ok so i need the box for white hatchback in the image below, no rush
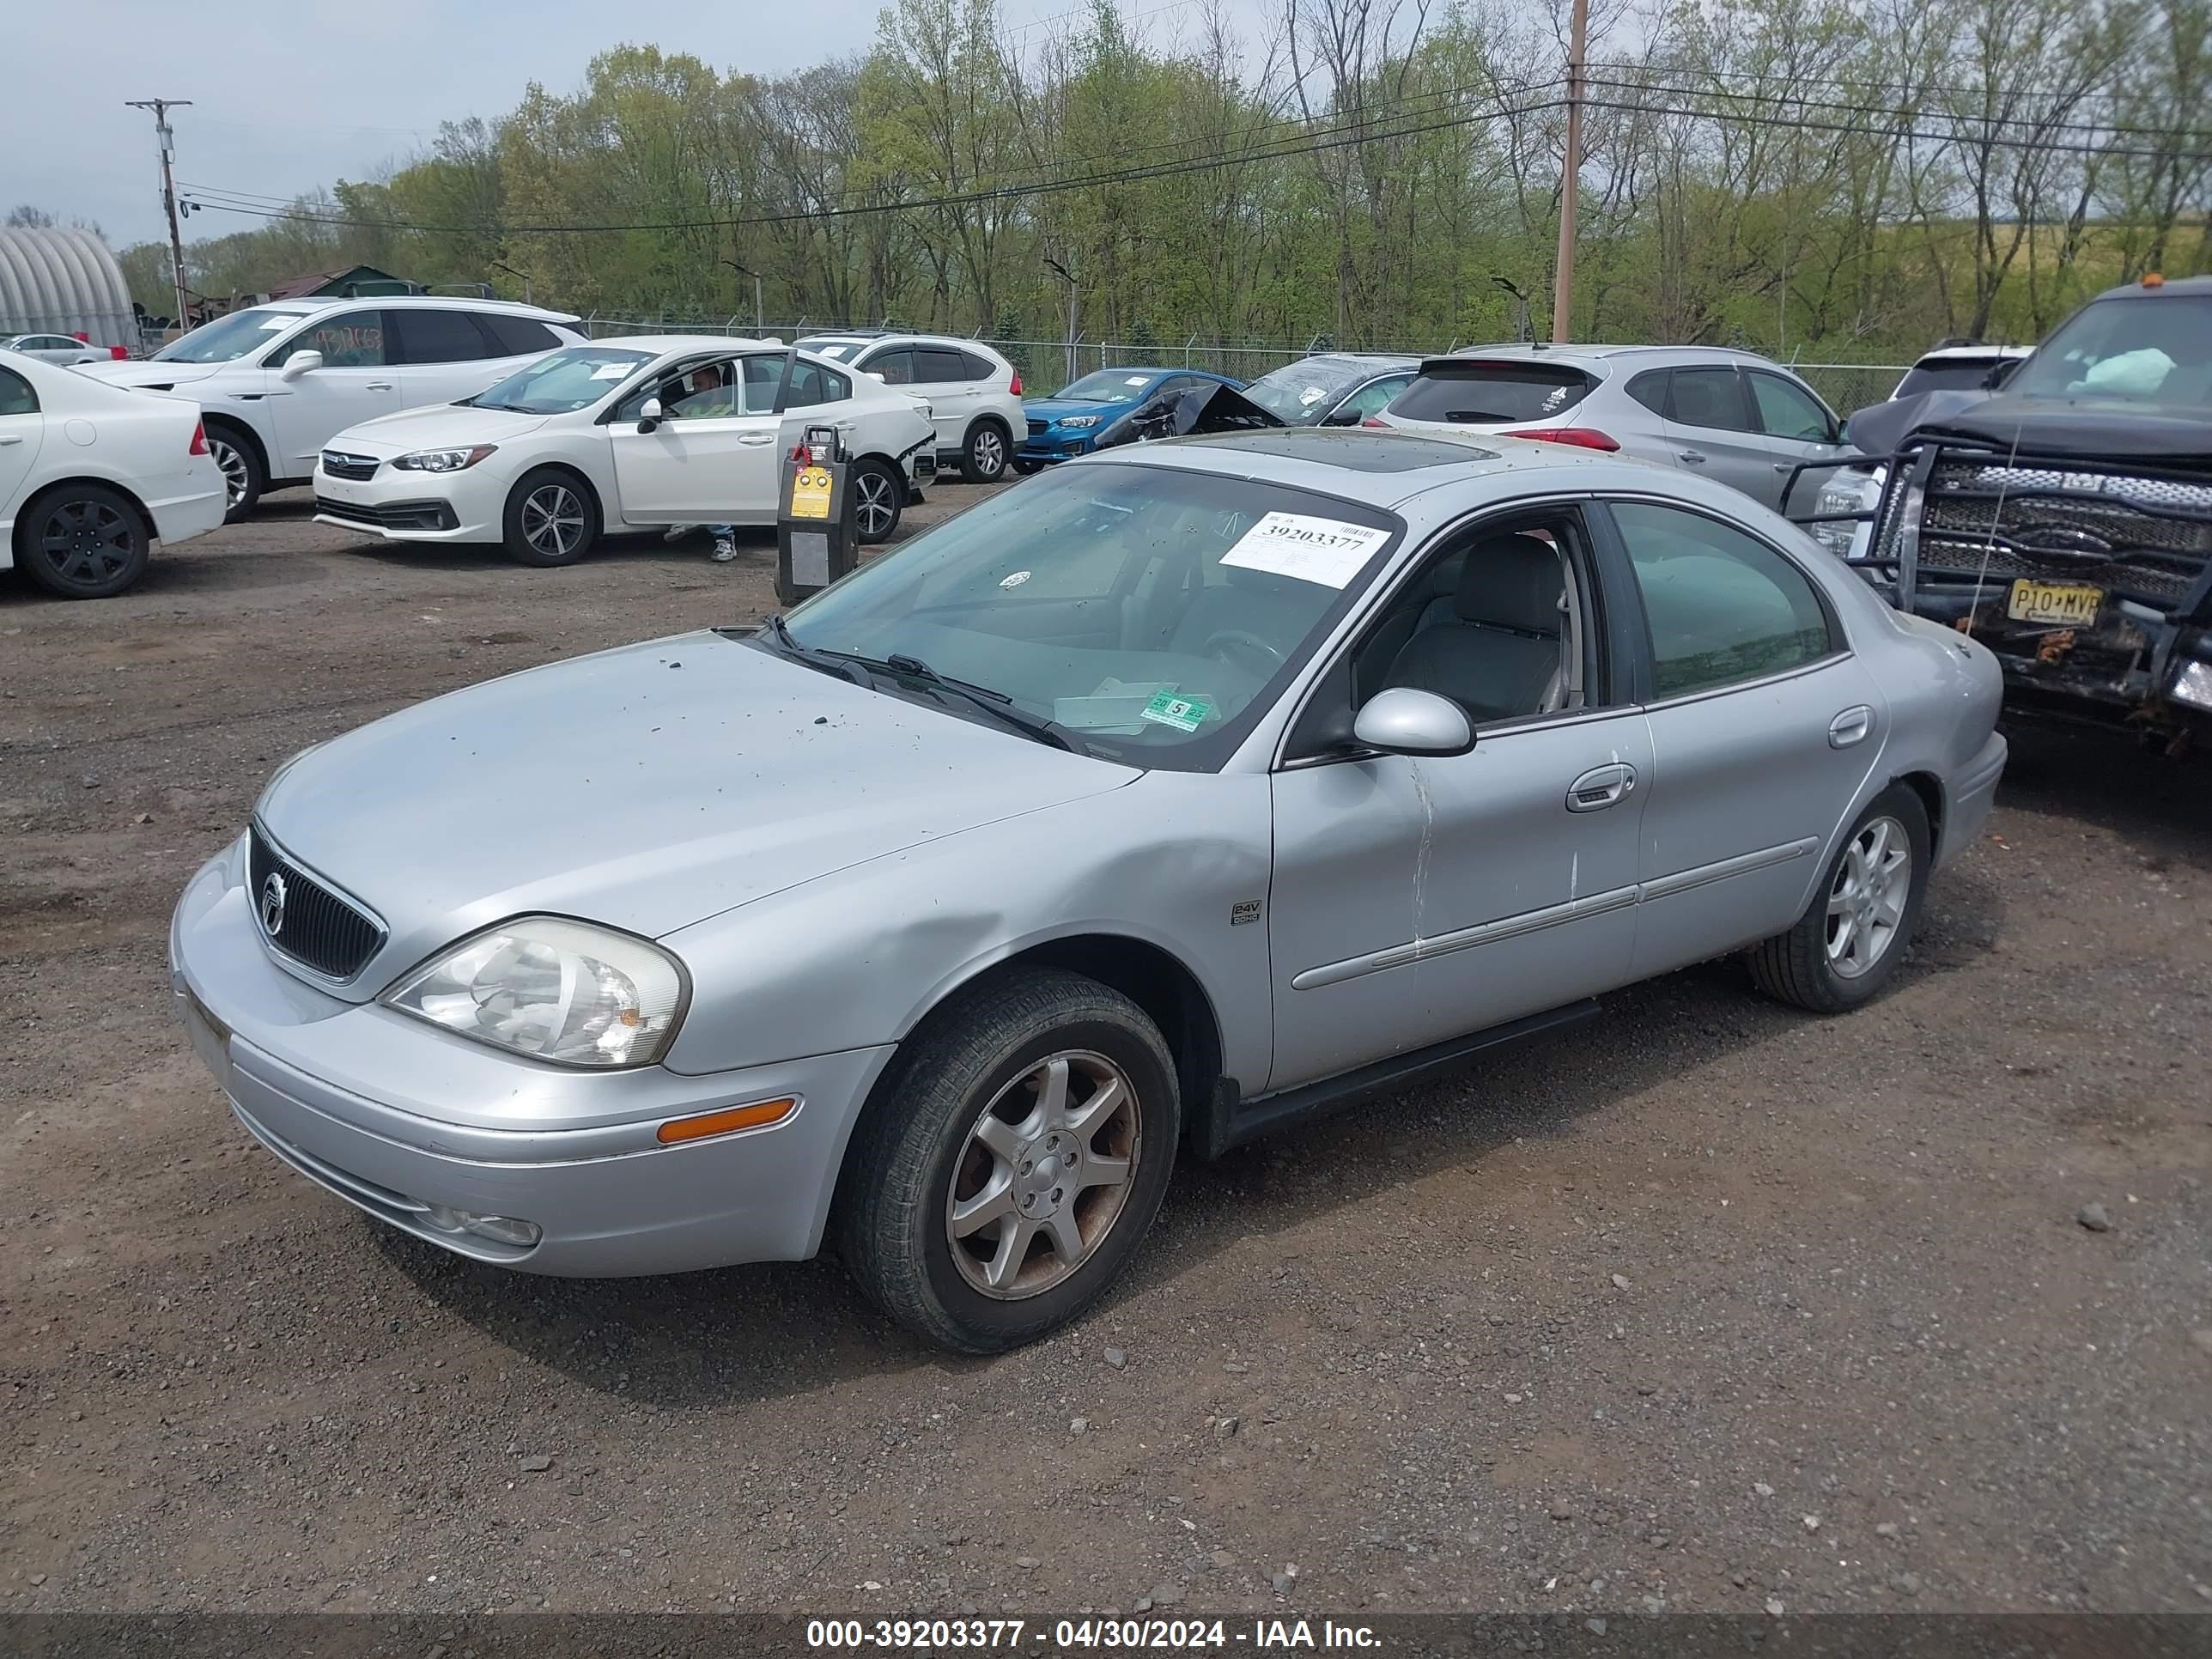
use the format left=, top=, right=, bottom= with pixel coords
left=78, top=297, right=585, bottom=520
left=0, top=351, right=224, bottom=598
left=310, top=336, right=939, bottom=565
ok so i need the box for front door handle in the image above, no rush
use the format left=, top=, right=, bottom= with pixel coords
left=1677, top=449, right=1706, bottom=465
left=1829, top=705, right=1874, bottom=749
left=364, top=381, right=396, bottom=392
left=1566, top=761, right=1638, bottom=811
left=1773, top=461, right=1793, bottom=473
left=737, top=433, right=775, bottom=446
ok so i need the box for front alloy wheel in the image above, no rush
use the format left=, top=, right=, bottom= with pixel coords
left=501, top=467, right=601, bottom=567
left=836, top=968, right=1180, bottom=1352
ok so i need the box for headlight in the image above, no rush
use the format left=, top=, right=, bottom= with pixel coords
left=382, top=917, right=687, bottom=1069
left=2171, top=659, right=2212, bottom=713
left=392, top=445, right=498, bottom=473
left=1058, top=414, right=1102, bottom=429
left=1812, top=469, right=1882, bottom=558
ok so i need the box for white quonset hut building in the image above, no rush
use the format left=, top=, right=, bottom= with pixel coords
left=0, top=228, right=137, bottom=350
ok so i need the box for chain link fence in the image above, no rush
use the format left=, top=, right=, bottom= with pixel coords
left=575, top=315, right=1909, bottom=416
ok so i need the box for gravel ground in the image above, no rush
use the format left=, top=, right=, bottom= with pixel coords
left=2, top=486, right=2209, bottom=1620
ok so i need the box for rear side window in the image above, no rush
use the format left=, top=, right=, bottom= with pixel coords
left=479, top=314, right=561, bottom=357
left=959, top=349, right=999, bottom=380
left=787, top=359, right=851, bottom=408
left=914, top=347, right=970, bottom=384
left=392, top=309, right=492, bottom=365
left=1390, top=362, right=1595, bottom=423
left=1664, top=368, right=1752, bottom=432
left=1626, top=370, right=1669, bottom=416
left=0, top=365, right=35, bottom=415
left=1612, top=501, right=1836, bottom=696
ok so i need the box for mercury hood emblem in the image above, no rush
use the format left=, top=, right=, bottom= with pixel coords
left=259, top=871, right=288, bottom=937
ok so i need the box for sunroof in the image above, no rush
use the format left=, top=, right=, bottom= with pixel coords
left=1175, top=428, right=1498, bottom=471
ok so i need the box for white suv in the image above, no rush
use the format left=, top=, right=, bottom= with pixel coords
left=78, top=296, right=586, bottom=519
left=795, top=332, right=1024, bottom=483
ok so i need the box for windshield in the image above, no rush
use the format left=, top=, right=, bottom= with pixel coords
left=466, top=346, right=653, bottom=413
left=799, top=338, right=865, bottom=361
left=1243, top=358, right=1373, bottom=423
left=152, top=307, right=312, bottom=364
left=1054, top=370, right=1164, bottom=404
left=2007, top=295, right=2212, bottom=404
left=779, top=462, right=1401, bottom=769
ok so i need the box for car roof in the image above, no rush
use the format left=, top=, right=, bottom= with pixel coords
left=2088, top=273, right=2212, bottom=301
left=1082, top=423, right=1632, bottom=508
left=799, top=331, right=1004, bottom=351
left=240, top=295, right=582, bottom=325
left=589, top=333, right=798, bottom=355
left=1422, top=342, right=1784, bottom=370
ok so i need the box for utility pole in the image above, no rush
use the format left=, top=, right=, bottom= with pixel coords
left=125, top=98, right=193, bottom=332
left=722, top=259, right=764, bottom=334
left=1550, top=0, right=1588, bottom=344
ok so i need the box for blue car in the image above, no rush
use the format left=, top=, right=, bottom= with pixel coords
left=1016, top=367, right=1248, bottom=470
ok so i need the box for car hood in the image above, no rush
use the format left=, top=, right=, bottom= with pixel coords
left=325, top=404, right=553, bottom=457
left=76, top=359, right=229, bottom=390
left=1025, top=398, right=1132, bottom=426
left=257, top=631, right=1136, bottom=994
left=1909, top=393, right=2212, bottom=467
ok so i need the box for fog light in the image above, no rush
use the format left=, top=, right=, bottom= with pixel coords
left=2170, top=659, right=2212, bottom=712
left=422, top=1204, right=542, bottom=1248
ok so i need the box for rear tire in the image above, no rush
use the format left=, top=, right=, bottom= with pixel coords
left=834, top=969, right=1179, bottom=1353
left=17, top=484, right=153, bottom=599
left=206, top=423, right=264, bottom=522
left=960, top=420, right=1011, bottom=483
left=850, top=458, right=903, bottom=544
left=1748, top=784, right=1931, bottom=1013
left=501, top=469, right=599, bottom=567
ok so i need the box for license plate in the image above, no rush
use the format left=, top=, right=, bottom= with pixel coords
left=184, top=987, right=232, bottom=1076
left=2006, top=579, right=2101, bottom=626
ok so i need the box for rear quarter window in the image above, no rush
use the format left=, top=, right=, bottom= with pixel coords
left=1391, top=362, right=1595, bottom=423
left=483, top=314, right=561, bottom=356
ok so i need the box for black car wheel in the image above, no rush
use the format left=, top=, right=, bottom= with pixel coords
left=835, top=968, right=1180, bottom=1352
left=18, top=484, right=153, bottom=599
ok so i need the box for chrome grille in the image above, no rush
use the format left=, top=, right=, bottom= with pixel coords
left=319, top=450, right=380, bottom=482
left=1932, top=460, right=2212, bottom=514
left=247, top=824, right=386, bottom=981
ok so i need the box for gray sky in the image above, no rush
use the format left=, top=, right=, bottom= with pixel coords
left=1, top=0, right=1282, bottom=252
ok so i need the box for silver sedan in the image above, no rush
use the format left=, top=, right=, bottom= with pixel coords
left=171, top=428, right=2006, bottom=1352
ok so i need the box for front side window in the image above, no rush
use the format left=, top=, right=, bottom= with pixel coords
left=1664, top=368, right=1752, bottom=432
left=664, top=359, right=744, bottom=419
left=0, top=366, right=36, bottom=416
left=268, top=310, right=385, bottom=368
left=1749, top=373, right=1835, bottom=442
left=865, top=349, right=917, bottom=386
left=1340, top=374, right=1411, bottom=421
left=779, top=463, right=1401, bottom=769
left=473, top=346, right=652, bottom=415
left=151, top=307, right=313, bottom=364
left=1611, top=501, right=1836, bottom=697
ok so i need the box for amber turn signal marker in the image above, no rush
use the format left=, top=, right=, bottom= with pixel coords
left=656, top=1097, right=797, bottom=1144
left=2143, top=271, right=2166, bottom=288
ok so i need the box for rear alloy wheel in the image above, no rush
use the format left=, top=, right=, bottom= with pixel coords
left=502, top=469, right=600, bottom=567
left=1748, top=784, right=1931, bottom=1013
left=205, top=426, right=263, bottom=521
left=20, top=485, right=152, bottom=599
left=850, top=459, right=903, bottom=544
left=835, top=968, right=1179, bottom=1352
left=961, top=421, right=1010, bottom=483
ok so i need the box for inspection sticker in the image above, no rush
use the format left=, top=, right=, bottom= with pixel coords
left=1219, top=510, right=1391, bottom=589
left=1140, top=689, right=1213, bottom=732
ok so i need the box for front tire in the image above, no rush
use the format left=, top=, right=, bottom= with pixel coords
left=1012, top=458, right=1043, bottom=477
left=835, top=969, right=1180, bottom=1353
left=501, top=468, right=599, bottom=567
left=205, top=423, right=263, bottom=522
left=1748, top=784, right=1931, bottom=1013
left=18, top=484, right=153, bottom=599
left=960, top=420, right=1011, bottom=483
left=850, top=458, right=903, bottom=544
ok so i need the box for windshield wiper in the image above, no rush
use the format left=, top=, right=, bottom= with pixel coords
left=748, top=614, right=871, bottom=687
left=873, top=653, right=1085, bottom=754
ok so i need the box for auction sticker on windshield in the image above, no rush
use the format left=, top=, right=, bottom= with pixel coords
left=1220, top=511, right=1392, bottom=588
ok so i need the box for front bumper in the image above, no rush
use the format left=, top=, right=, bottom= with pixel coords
left=1016, top=431, right=1091, bottom=465
left=170, top=839, right=895, bottom=1276
left=311, top=463, right=501, bottom=543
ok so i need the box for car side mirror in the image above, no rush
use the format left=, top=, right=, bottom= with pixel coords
left=1322, top=407, right=1362, bottom=427
left=637, top=397, right=663, bottom=433
left=1352, top=687, right=1475, bottom=757
left=865, top=371, right=887, bottom=384
left=279, top=349, right=323, bottom=382
left=1984, top=359, right=2021, bottom=391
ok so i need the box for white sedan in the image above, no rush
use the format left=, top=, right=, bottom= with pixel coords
left=311, top=336, right=940, bottom=565
left=1, top=351, right=225, bottom=599
left=3, top=332, right=128, bottom=367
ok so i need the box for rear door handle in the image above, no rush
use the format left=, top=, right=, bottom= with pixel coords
left=0, top=434, right=21, bottom=447
left=1677, top=449, right=1706, bottom=465
left=1566, top=762, right=1638, bottom=811
left=1829, top=705, right=1874, bottom=749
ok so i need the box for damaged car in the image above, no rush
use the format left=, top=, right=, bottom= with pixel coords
left=173, top=428, right=2004, bottom=1353
left=1796, top=276, right=2212, bottom=751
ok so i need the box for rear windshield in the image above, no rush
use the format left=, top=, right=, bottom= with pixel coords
left=1894, top=359, right=2010, bottom=398
left=1391, top=362, right=1595, bottom=424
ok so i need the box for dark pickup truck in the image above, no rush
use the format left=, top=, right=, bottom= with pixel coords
left=1800, top=276, right=2212, bottom=752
